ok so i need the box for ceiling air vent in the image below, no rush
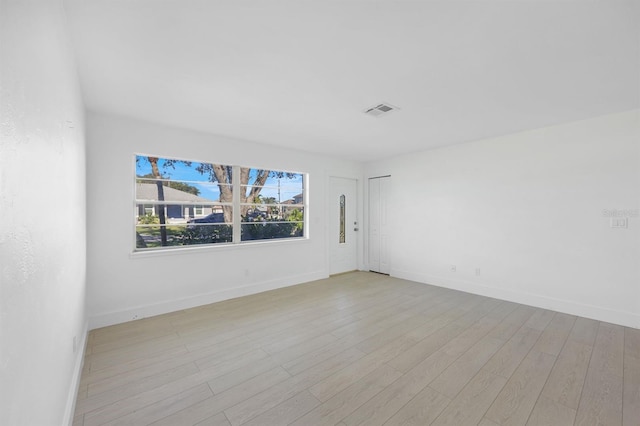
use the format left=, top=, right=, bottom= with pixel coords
left=364, top=102, right=399, bottom=117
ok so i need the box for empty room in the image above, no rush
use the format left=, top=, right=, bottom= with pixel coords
left=1, top=0, right=639, bottom=425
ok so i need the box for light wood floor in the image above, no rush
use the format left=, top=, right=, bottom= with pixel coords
left=74, top=272, right=640, bottom=426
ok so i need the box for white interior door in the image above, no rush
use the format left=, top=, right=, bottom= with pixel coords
left=369, top=176, right=390, bottom=274
left=330, top=177, right=358, bottom=275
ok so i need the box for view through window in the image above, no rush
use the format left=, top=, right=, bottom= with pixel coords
left=135, top=155, right=305, bottom=250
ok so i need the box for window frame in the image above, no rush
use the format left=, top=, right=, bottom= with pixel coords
left=133, top=155, right=308, bottom=252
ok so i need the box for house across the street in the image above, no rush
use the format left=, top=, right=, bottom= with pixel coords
left=135, top=183, right=221, bottom=223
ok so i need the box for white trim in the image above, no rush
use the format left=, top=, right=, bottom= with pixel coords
left=88, top=271, right=327, bottom=330
left=62, top=320, right=89, bottom=426
left=392, top=268, right=640, bottom=329
left=232, top=165, right=241, bottom=243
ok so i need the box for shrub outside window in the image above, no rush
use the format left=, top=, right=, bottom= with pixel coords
left=135, top=155, right=305, bottom=251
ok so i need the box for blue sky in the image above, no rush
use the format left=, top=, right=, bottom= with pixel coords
left=136, top=156, right=303, bottom=202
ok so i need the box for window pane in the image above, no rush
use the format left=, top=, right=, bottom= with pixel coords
left=135, top=157, right=233, bottom=182
left=182, top=224, right=233, bottom=245
left=241, top=222, right=304, bottom=241
left=242, top=204, right=276, bottom=221
left=240, top=168, right=304, bottom=205
left=135, top=156, right=233, bottom=203
left=136, top=203, right=229, bottom=224
left=339, top=194, right=346, bottom=244
left=240, top=206, right=304, bottom=222
left=241, top=206, right=304, bottom=241
left=186, top=206, right=231, bottom=224
left=135, top=179, right=229, bottom=203
left=136, top=224, right=232, bottom=248
left=237, top=168, right=304, bottom=242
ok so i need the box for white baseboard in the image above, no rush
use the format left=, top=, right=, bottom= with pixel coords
left=88, top=271, right=328, bottom=330
left=392, top=268, right=640, bottom=329
left=63, top=320, right=89, bottom=426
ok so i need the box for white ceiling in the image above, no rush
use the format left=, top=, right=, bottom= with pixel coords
left=64, top=0, right=640, bottom=162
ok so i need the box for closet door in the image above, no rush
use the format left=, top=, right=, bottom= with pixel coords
left=369, top=176, right=390, bottom=274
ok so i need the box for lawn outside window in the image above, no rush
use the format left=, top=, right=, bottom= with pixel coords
left=134, top=155, right=306, bottom=251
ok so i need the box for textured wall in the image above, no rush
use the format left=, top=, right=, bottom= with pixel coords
left=0, top=0, right=87, bottom=424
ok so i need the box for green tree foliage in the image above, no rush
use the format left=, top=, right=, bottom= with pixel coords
left=138, top=213, right=159, bottom=224
left=286, top=208, right=304, bottom=233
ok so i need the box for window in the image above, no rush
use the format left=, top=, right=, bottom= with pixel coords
left=135, top=155, right=306, bottom=251
left=239, top=167, right=305, bottom=242
left=339, top=194, right=346, bottom=243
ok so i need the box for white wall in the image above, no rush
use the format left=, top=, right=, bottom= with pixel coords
left=365, top=110, right=640, bottom=328
left=86, top=112, right=362, bottom=328
left=0, top=0, right=87, bottom=425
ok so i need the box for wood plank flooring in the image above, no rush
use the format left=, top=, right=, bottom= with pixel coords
left=73, top=272, right=639, bottom=426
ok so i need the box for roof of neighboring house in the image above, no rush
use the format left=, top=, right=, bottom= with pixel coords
left=136, top=183, right=214, bottom=203
left=282, top=194, right=304, bottom=204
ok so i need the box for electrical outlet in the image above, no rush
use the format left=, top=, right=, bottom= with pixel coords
left=475, top=268, right=481, bottom=276
left=450, top=265, right=456, bottom=272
